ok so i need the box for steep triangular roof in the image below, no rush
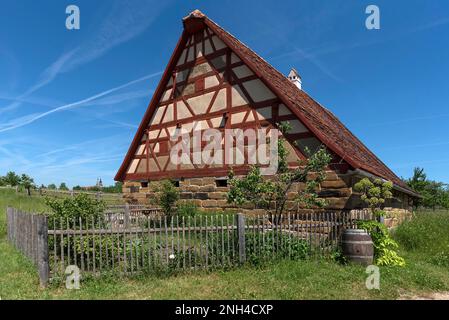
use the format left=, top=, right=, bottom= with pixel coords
left=115, top=9, right=415, bottom=195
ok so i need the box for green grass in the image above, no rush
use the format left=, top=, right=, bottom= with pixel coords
left=1, top=188, right=449, bottom=300
left=393, top=210, right=449, bottom=268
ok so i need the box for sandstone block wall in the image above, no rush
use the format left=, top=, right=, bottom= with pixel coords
left=383, top=207, right=413, bottom=229
left=122, top=170, right=353, bottom=213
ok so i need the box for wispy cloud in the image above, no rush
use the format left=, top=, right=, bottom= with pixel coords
left=84, top=89, right=151, bottom=107
left=93, top=119, right=139, bottom=130
left=250, top=7, right=344, bottom=83
left=270, top=15, right=449, bottom=67
left=60, top=0, right=169, bottom=73
left=287, top=46, right=343, bottom=82
left=1, top=0, right=169, bottom=115
left=0, top=71, right=161, bottom=133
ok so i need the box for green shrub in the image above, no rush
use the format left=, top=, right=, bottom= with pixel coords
left=152, top=180, right=179, bottom=223
left=45, top=193, right=106, bottom=228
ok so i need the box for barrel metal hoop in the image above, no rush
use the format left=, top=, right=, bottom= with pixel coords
left=341, top=241, right=373, bottom=245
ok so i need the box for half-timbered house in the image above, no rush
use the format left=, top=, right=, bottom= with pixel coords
left=115, top=10, right=418, bottom=220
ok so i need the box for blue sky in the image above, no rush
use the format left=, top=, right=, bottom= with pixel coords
left=1, top=0, right=448, bottom=187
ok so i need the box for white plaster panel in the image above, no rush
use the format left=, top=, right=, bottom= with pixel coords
left=204, top=75, right=220, bottom=89
left=231, top=85, right=250, bottom=107
left=187, top=91, right=215, bottom=114
left=242, top=79, right=276, bottom=102
left=232, top=65, right=253, bottom=79
left=210, top=88, right=226, bottom=112
left=127, top=159, right=139, bottom=174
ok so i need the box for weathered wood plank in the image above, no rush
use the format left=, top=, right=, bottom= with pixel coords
left=236, top=213, right=246, bottom=264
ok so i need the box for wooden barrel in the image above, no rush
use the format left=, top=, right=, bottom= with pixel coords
left=342, top=229, right=374, bottom=265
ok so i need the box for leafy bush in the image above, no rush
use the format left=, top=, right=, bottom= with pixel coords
left=46, top=194, right=107, bottom=273
left=152, top=180, right=179, bottom=222
left=45, top=193, right=106, bottom=227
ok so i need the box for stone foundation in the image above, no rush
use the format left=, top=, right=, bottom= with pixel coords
left=122, top=170, right=353, bottom=213
left=383, top=208, right=413, bottom=229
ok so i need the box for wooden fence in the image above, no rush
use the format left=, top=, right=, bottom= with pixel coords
left=6, top=207, right=49, bottom=287
left=6, top=207, right=373, bottom=287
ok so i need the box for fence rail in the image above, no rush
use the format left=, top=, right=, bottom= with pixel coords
left=5, top=207, right=373, bottom=287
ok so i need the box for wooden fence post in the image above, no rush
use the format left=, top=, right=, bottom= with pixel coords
left=124, top=203, right=130, bottom=229
left=13, top=208, right=18, bottom=248
left=36, top=215, right=49, bottom=287
left=236, top=213, right=246, bottom=264
left=6, top=207, right=12, bottom=243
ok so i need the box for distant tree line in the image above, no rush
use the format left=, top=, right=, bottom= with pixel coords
left=405, top=167, right=449, bottom=210
left=72, top=182, right=123, bottom=193
left=0, top=171, right=123, bottom=195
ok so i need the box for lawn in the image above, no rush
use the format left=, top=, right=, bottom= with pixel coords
left=1, top=188, right=449, bottom=300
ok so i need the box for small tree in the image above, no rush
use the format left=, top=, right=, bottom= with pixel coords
left=422, top=181, right=446, bottom=211
left=47, top=183, right=57, bottom=190
left=20, top=174, right=35, bottom=196
left=59, top=182, right=69, bottom=191
left=4, top=171, right=20, bottom=186
left=354, top=178, right=392, bottom=217
left=227, top=122, right=331, bottom=221
left=152, top=180, right=179, bottom=223
left=354, top=177, right=405, bottom=266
